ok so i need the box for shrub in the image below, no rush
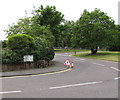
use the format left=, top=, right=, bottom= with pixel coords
left=7, top=34, right=35, bottom=54
left=2, top=49, right=23, bottom=64
left=33, top=37, right=55, bottom=61
left=2, top=34, right=55, bottom=65
left=2, top=34, right=35, bottom=65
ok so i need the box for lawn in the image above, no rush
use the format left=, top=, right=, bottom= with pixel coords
left=54, top=49, right=89, bottom=53
left=73, top=51, right=119, bottom=62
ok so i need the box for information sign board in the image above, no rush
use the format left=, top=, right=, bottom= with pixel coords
left=23, top=55, right=33, bottom=62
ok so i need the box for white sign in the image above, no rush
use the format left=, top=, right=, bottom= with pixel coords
left=23, top=55, right=33, bottom=62
left=64, top=59, right=71, bottom=66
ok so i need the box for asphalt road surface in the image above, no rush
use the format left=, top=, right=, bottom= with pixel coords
left=1, top=52, right=119, bottom=98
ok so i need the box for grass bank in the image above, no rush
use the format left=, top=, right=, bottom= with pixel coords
left=73, top=51, right=119, bottom=62
left=54, top=49, right=89, bottom=53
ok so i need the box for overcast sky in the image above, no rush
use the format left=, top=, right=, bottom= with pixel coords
left=0, top=0, right=119, bottom=40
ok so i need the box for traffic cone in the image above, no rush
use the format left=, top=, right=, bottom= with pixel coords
left=71, top=62, right=74, bottom=68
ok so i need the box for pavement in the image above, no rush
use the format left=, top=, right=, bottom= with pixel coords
left=1, top=60, right=69, bottom=77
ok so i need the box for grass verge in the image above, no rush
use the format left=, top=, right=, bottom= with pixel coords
left=73, top=51, right=119, bottom=62
left=54, top=49, right=89, bottom=53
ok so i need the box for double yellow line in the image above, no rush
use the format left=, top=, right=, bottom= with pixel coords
left=0, top=68, right=72, bottom=79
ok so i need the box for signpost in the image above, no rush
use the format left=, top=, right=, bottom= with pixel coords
left=23, top=55, right=33, bottom=69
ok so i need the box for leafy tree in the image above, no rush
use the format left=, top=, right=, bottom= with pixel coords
left=72, top=9, right=115, bottom=54
left=34, top=5, right=64, bottom=47
left=6, top=17, right=55, bottom=49
left=107, top=25, right=120, bottom=51
left=58, top=21, right=74, bottom=48
left=35, top=5, right=64, bottom=27
left=1, top=40, right=7, bottom=48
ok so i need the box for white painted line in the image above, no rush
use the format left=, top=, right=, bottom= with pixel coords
left=110, top=67, right=120, bottom=71
left=92, top=63, right=105, bottom=66
left=65, top=53, right=69, bottom=54
left=49, top=81, right=103, bottom=90
left=80, top=59, right=85, bottom=60
left=75, top=59, right=85, bottom=62
left=62, top=55, right=68, bottom=57
left=0, top=90, right=21, bottom=94
left=76, top=58, right=85, bottom=60
left=80, top=61, right=85, bottom=62
left=114, top=77, right=120, bottom=80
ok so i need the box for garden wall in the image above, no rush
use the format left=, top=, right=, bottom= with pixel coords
left=1, top=60, right=52, bottom=72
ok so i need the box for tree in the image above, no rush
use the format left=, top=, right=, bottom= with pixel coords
left=35, top=5, right=64, bottom=27
left=72, top=9, right=115, bottom=54
left=58, top=21, right=74, bottom=48
left=34, top=5, right=64, bottom=47
left=107, top=25, right=120, bottom=51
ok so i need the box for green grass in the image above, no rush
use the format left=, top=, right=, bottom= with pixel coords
left=54, top=49, right=89, bottom=53
left=73, top=51, right=119, bottom=62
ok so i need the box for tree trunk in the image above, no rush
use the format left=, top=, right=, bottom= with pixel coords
left=74, top=49, right=76, bottom=55
left=91, top=47, right=98, bottom=54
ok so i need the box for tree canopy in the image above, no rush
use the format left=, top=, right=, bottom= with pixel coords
left=71, top=9, right=116, bottom=54
left=4, top=6, right=119, bottom=56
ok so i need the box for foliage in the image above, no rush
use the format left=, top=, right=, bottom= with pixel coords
left=2, top=34, right=35, bottom=64
left=107, top=25, right=120, bottom=51
left=72, top=9, right=116, bottom=54
left=2, top=34, right=55, bottom=65
left=33, top=37, right=55, bottom=61
left=2, top=49, right=23, bottom=64
left=4, top=5, right=119, bottom=61
left=35, top=5, right=64, bottom=27
left=34, top=5, right=64, bottom=47
left=7, top=34, right=35, bottom=54
left=1, top=40, right=7, bottom=48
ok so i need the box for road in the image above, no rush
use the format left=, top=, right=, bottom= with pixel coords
left=1, top=52, right=119, bottom=98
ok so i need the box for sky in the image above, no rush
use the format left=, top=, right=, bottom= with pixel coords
left=0, top=0, right=119, bottom=40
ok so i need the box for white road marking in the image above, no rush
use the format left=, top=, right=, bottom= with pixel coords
left=75, top=60, right=85, bottom=62
left=0, top=90, right=21, bottom=94
left=110, top=67, right=120, bottom=71
left=76, top=58, right=85, bottom=60
left=62, top=55, right=69, bottom=56
left=80, top=59, right=85, bottom=60
left=92, top=63, right=105, bottom=66
left=49, top=81, right=103, bottom=90
left=114, top=77, right=120, bottom=80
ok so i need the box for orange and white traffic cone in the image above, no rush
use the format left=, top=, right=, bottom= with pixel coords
left=71, top=62, right=74, bottom=68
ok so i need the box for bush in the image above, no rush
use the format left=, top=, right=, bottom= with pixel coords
left=7, top=34, right=35, bottom=54
left=2, top=49, right=23, bottom=64
left=2, top=34, right=35, bottom=65
left=2, top=40, right=7, bottom=48
left=33, top=37, right=55, bottom=61
left=2, top=35, right=55, bottom=65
